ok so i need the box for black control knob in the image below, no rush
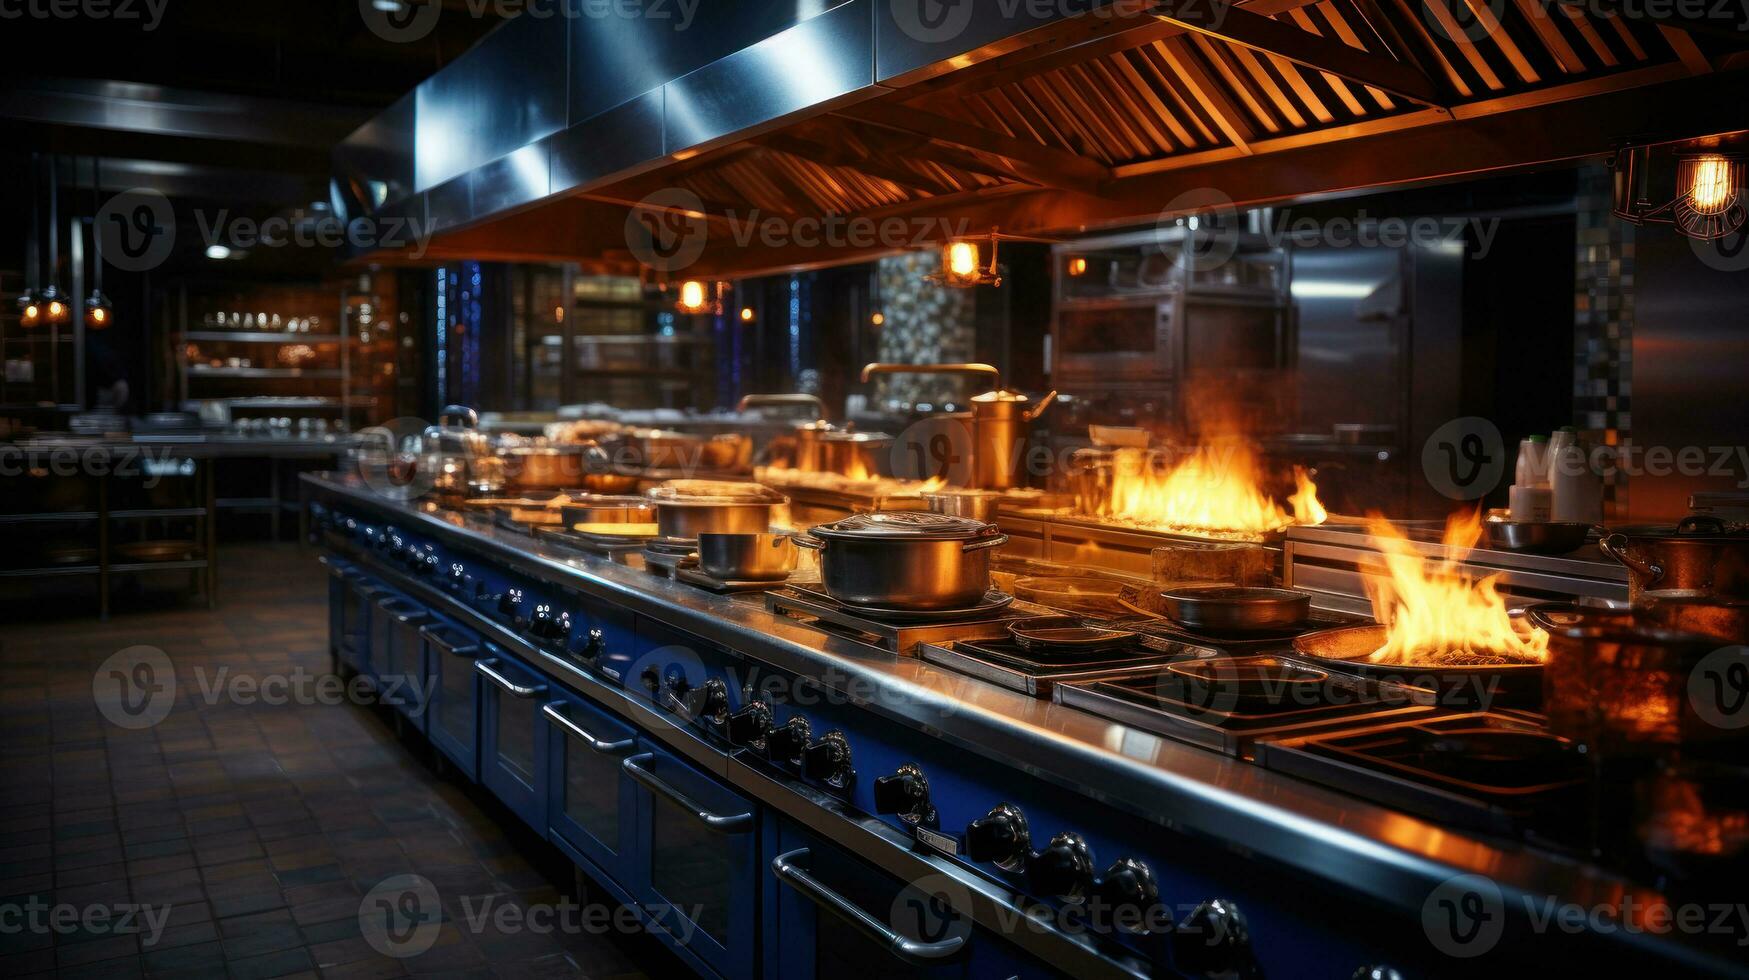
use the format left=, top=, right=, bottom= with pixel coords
left=571, top=627, right=605, bottom=663
left=683, top=677, right=729, bottom=723
left=1093, top=858, right=1161, bottom=936
left=726, top=701, right=773, bottom=747
left=1175, top=899, right=1253, bottom=977
left=498, top=588, right=523, bottom=623
left=1350, top=968, right=1403, bottom=980
left=1026, top=832, right=1094, bottom=904
left=448, top=563, right=470, bottom=593
left=800, top=731, right=853, bottom=787
left=765, top=717, right=811, bottom=765
left=414, top=552, right=439, bottom=576
left=527, top=604, right=568, bottom=643
left=639, top=665, right=662, bottom=694
left=965, top=803, right=1030, bottom=871
left=872, top=765, right=934, bottom=825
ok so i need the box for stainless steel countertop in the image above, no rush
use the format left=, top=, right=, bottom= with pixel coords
left=8, top=434, right=355, bottom=458
left=302, top=472, right=1743, bottom=974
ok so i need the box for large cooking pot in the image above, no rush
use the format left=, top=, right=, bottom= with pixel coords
left=796, top=511, right=1007, bottom=610
left=498, top=443, right=642, bottom=493
left=860, top=363, right=1055, bottom=489
left=1600, top=516, right=1749, bottom=604
left=817, top=430, right=894, bottom=479
left=646, top=481, right=786, bottom=541
left=739, top=394, right=834, bottom=472
left=633, top=429, right=751, bottom=473
left=1541, top=610, right=1734, bottom=753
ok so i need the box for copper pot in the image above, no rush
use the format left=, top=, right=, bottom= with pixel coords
left=635, top=429, right=751, bottom=473
left=1541, top=611, right=1730, bottom=753
left=1600, top=517, right=1749, bottom=604
left=817, top=431, right=892, bottom=478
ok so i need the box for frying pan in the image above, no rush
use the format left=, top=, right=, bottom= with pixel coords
left=1292, top=625, right=1545, bottom=708
left=1483, top=521, right=1594, bottom=555
left=1159, top=586, right=1312, bottom=635
left=1007, top=616, right=1137, bottom=654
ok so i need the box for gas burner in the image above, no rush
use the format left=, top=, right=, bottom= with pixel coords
left=1257, top=713, right=1590, bottom=839
left=532, top=525, right=645, bottom=561
left=1112, top=606, right=1363, bottom=652
left=766, top=586, right=1040, bottom=655
left=919, top=633, right=1219, bottom=698
left=673, top=565, right=789, bottom=595
left=1055, top=655, right=1434, bottom=757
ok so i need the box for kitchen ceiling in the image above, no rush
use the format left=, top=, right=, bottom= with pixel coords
left=346, top=0, right=1748, bottom=277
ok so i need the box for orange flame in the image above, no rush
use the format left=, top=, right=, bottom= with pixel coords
left=1105, top=444, right=1326, bottom=538
left=1363, top=510, right=1548, bottom=665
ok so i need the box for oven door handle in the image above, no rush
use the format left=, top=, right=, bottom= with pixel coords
left=621, top=753, right=752, bottom=833
left=542, top=703, right=634, bottom=755
left=474, top=660, right=547, bottom=699
left=420, top=624, right=480, bottom=659
left=770, top=848, right=967, bottom=965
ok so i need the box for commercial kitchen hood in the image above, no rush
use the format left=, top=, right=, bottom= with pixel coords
left=333, top=0, right=1749, bottom=276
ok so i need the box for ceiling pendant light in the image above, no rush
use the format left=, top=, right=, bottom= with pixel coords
left=928, top=231, right=1004, bottom=288
left=675, top=279, right=711, bottom=314
left=41, top=154, right=72, bottom=326
left=16, top=153, right=41, bottom=328
left=85, top=158, right=112, bottom=330
left=1610, top=137, right=1747, bottom=240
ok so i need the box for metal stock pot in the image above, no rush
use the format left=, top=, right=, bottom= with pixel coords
left=796, top=511, right=1007, bottom=610
left=646, top=481, right=786, bottom=541
left=1600, top=517, right=1749, bottom=604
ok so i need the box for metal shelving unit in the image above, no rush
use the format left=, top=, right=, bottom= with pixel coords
left=0, top=459, right=217, bottom=618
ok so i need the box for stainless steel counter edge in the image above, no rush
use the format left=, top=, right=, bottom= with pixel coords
left=303, top=473, right=1738, bottom=974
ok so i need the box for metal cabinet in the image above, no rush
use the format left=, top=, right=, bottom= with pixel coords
left=422, top=621, right=482, bottom=780
left=477, top=646, right=550, bottom=830
left=338, top=576, right=389, bottom=676
left=768, top=822, right=1067, bottom=980
left=371, top=595, right=429, bottom=719
left=623, top=739, right=759, bottom=980
left=543, top=688, right=637, bottom=893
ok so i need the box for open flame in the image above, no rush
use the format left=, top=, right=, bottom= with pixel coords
left=1105, top=443, right=1327, bottom=538
left=1363, top=510, right=1548, bottom=665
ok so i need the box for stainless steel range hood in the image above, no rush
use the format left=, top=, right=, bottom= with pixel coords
left=334, top=0, right=1747, bottom=276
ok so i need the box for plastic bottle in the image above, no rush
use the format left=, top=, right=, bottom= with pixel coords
left=1549, top=427, right=1603, bottom=523
left=1509, top=435, right=1552, bottom=522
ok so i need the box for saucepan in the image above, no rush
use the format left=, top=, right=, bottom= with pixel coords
left=696, top=532, right=797, bottom=582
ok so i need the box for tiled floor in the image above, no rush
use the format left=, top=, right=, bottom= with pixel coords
left=0, top=543, right=669, bottom=979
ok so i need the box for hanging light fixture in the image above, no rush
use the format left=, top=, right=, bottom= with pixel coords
left=928, top=231, right=1003, bottom=288
left=675, top=279, right=710, bottom=314
left=17, top=154, right=41, bottom=328
left=86, top=158, right=112, bottom=330
left=40, top=154, right=71, bottom=326
left=1611, top=137, right=1747, bottom=240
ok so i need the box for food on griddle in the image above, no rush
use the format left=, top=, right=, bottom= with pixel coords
left=1361, top=511, right=1550, bottom=668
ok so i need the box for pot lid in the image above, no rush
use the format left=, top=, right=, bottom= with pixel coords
left=970, top=387, right=1033, bottom=403
left=648, top=480, right=786, bottom=505
left=811, top=511, right=995, bottom=540
left=1611, top=516, right=1749, bottom=541
left=818, top=430, right=893, bottom=444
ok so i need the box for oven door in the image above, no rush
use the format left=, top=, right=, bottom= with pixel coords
left=375, top=597, right=429, bottom=722
left=422, top=621, right=481, bottom=780
left=623, top=741, right=758, bottom=980
left=339, top=577, right=386, bottom=676
left=1053, top=299, right=1174, bottom=385
left=476, top=647, right=549, bottom=830
left=543, top=689, right=637, bottom=892
left=768, top=823, right=1068, bottom=980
